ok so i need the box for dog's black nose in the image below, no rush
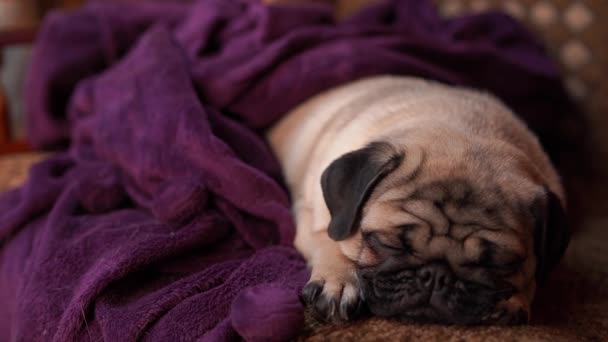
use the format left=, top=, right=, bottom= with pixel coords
left=417, top=263, right=453, bottom=293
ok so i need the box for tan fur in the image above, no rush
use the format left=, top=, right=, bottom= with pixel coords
left=267, top=75, right=564, bottom=320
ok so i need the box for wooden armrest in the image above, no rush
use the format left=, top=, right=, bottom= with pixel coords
left=0, top=85, right=8, bottom=143
left=0, top=141, right=30, bottom=154
left=0, top=27, right=38, bottom=47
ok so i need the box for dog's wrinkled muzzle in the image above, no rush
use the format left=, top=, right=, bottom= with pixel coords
left=357, top=262, right=529, bottom=325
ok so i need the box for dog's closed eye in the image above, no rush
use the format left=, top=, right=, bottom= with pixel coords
left=364, top=232, right=405, bottom=253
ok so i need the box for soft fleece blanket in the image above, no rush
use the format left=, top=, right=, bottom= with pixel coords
left=0, top=0, right=583, bottom=341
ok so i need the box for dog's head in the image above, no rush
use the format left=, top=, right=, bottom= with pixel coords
left=321, top=139, right=570, bottom=325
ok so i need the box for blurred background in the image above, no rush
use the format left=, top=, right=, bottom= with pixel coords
left=0, top=0, right=81, bottom=148
left=0, top=0, right=606, bottom=340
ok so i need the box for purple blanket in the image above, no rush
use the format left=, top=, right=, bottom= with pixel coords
left=0, top=0, right=584, bottom=341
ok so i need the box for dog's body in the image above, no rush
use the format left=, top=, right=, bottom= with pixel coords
left=267, top=76, right=569, bottom=325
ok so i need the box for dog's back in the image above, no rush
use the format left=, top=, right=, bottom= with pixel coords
left=267, top=75, right=562, bottom=240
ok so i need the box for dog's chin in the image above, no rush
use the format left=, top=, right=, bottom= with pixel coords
left=356, top=264, right=529, bottom=326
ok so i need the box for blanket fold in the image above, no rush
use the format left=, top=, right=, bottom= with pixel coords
left=0, top=0, right=584, bottom=341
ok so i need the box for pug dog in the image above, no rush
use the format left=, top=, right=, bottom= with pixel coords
left=266, top=76, right=570, bottom=325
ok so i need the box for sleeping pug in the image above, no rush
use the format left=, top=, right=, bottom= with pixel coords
left=266, top=76, right=570, bottom=325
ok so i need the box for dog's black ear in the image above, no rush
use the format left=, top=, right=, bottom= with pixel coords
left=532, top=188, right=571, bottom=286
left=321, top=142, right=403, bottom=241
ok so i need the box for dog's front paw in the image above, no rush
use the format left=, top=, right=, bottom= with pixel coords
left=300, top=270, right=363, bottom=322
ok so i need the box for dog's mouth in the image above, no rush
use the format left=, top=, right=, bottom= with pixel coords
left=356, top=263, right=527, bottom=325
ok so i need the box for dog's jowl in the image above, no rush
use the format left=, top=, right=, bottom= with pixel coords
left=267, top=76, right=570, bottom=325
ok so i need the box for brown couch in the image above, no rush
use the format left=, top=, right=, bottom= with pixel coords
left=1, top=0, right=607, bottom=341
